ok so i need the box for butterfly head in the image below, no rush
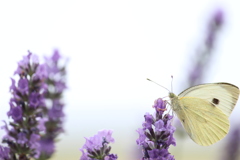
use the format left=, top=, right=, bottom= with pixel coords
left=169, top=92, right=176, bottom=99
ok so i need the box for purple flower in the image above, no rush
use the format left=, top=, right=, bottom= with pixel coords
left=37, top=50, right=67, bottom=158
left=221, top=127, right=240, bottom=160
left=14, top=53, right=31, bottom=75
left=51, top=50, right=61, bottom=62
left=9, top=78, right=16, bottom=92
left=48, top=100, right=64, bottom=120
left=80, top=130, right=117, bottom=160
left=185, top=9, right=225, bottom=88
left=35, top=63, right=48, bottom=80
left=80, top=149, right=89, bottom=160
left=206, top=9, right=224, bottom=48
left=39, top=139, right=55, bottom=157
left=18, top=78, right=29, bottom=94
left=143, top=113, right=154, bottom=130
left=0, top=146, right=10, bottom=160
left=30, top=133, right=41, bottom=158
left=37, top=118, right=47, bottom=132
left=29, top=92, right=43, bottom=108
left=8, top=106, right=23, bottom=122
left=55, top=81, right=67, bottom=92
left=136, top=128, right=147, bottom=146
left=136, top=98, right=176, bottom=160
left=148, top=149, right=175, bottom=160
left=83, top=130, right=114, bottom=151
left=104, top=154, right=118, bottom=160
left=17, top=132, right=28, bottom=145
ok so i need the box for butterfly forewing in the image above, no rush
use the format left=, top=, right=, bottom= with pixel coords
left=178, top=83, right=239, bottom=117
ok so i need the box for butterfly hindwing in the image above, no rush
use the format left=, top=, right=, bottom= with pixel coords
left=178, top=83, right=239, bottom=117
left=176, top=97, right=229, bottom=146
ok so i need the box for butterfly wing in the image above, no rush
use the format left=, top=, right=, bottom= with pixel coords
left=178, top=83, right=239, bottom=117
left=175, top=97, right=229, bottom=146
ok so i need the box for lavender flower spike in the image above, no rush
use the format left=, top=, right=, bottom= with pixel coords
left=1, top=52, right=45, bottom=159
left=136, top=98, right=176, bottom=160
left=80, top=130, right=118, bottom=160
left=37, top=50, right=67, bottom=159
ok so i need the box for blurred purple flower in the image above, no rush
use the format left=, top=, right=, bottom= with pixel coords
left=51, top=50, right=61, bottom=62
left=14, top=54, right=30, bottom=75
left=29, top=92, right=44, bottom=109
left=37, top=49, right=67, bottom=159
left=17, top=132, right=28, bottom=145
left=48, top=100, right=64, bottom=120
left=80, top=130, right=117, bottom=160
left=0, top=146, right=10, bottom=160
left=30, top=133, right=41, bottom=158
left=205, top=9, right=224, bottom=48
left=104, top=154, right=118, bottom=160
left=39, top=139, right=55, bottom=157
left=136, top=98, right=176, bottom=160
left=35, top=64, right=48, bottom=80
left=18, top=78, right=29, bottom=95
left=8, top=106, right=22, bottom=122
left=221, top=127, right=240, bottom=160
left=186, top=9, right=225, bottom=87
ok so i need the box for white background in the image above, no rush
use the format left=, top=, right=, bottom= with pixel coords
left=0, top=1, right=240, bottom=160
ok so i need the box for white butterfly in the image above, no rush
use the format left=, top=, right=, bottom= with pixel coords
left=169, top=83, right=239, bottom=146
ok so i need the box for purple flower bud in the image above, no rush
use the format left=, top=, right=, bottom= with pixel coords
left=51, top=50, right=61, bottom=62
left=55, top=81, right=67, bottom=92
left=0, top=146, right=10, bottom=160
left=148, top=149, right=175, bottom=160
left=18, top=78, right=29, bottom=94
left=9, top=78, right=16, bottom=92
left=8, top=106, right=23, bottom=122
left=39, top=139, right=55, bottom=156
left=80, top=149, right=89, bottom=160
left=14, top=54, right=31, bottom=75
left=155, top=120, right=165, bottom=132
left=35, top=63, right=48, bottom=80
left=104, top=154, right=118, bottom=160
left=48, top=101, right=64, bottom=120
left=136, top=128, right=147, bottom=145
left=37, top=118, right=47, bottom=132
left=17, top=132, right=28, bottom=145
left=213, top=9, right=224, bottom=27
left=153, top=98, right=167, bottom=115
left=143, top=113, right=153, bottom=130
left=30, top=133, right=41, bottom=158
left=29, top=92, right=42, bottom=108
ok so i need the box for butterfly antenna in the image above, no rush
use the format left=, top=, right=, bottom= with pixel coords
left=171, top=75, right=173, bottom=92
left=147, top=78, right=170, bottom=92
left=161, top=95, right=169, bottom=99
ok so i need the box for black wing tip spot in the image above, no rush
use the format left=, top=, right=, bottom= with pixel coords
left=212, top=98, right=220, bottom=105
left=182, top=119, right=185, bottom=123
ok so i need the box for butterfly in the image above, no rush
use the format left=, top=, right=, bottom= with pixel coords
left=169, top=83, right=239, bottom=146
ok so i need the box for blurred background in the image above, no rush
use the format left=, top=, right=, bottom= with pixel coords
left=0, top=1, right=240, bottom=160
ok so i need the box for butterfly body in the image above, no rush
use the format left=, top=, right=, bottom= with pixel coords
left=169, top=83, right=239, bottom=146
